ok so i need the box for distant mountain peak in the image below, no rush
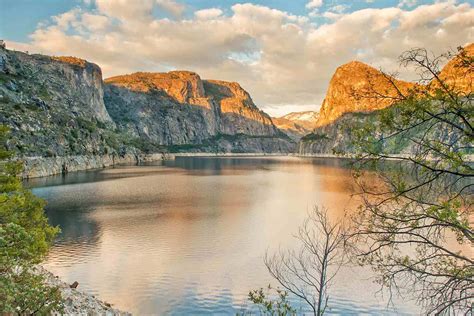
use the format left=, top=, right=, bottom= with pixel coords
left=280, top=111, right=319, bottom=124
left=272, top=110, right=319, bottom=141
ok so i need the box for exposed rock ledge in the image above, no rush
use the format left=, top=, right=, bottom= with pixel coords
left=20, top=152, right=292, bottom=179
left=21, top=153, right=174, bottom=179
left=36, top=266, right=130, bottom=315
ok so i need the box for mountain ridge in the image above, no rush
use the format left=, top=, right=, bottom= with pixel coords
left=299, top=43, right=473, bottom=155
left=272, top=111, right=319, bottom=141
left=315, top=60, right=416, bottom=128
left=0, top=46, right=294, bottom=177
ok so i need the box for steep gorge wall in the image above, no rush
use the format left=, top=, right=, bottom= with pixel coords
left=299, top=44, right=473, bottom=156
left=0, top=47, right=294, bottom=178
left=315, top=61, right=415, bottom=128
left=0, top=47, right=119, bottom=159
left=104, top=71, right=293, bottom=153
left=203, top=79, right=278, bottom=136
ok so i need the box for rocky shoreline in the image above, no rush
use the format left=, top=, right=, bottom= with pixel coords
left=20, top=153, right=174, bottom=179
left=20, top=152, right=289, bottom=179
left=37, top=266, right=131, bottom=315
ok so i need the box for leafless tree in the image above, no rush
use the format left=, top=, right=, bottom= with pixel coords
left=264, top=207, right=346, bottom=316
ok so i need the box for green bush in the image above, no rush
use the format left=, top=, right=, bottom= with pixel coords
left=77, top=118, right=97, bottom=134
left=300, top=133, right=329, bottom=142
left=0, top=125, right=63, bottom=313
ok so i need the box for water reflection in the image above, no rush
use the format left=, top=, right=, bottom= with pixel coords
left=30, top=157, right=417, bottom=315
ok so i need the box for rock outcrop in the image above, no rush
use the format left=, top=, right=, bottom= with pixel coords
left=36, top=266, right=130, bottom=315
left=21, top=153, right=174, bottom=179
left=298, top=43, right=473, bottom=156
left=0, top=48, right=118, bottom=158
left=271, top=117, right=309, bottom=141
left=104, top=71, right=293, bottom=153
left=316, top=61, right=415, bottom=128
left=0, top=45, right=294, bottom=178
left=431, top=43, right=473, bottom=95
left=204, top=80, right=278, bottom=136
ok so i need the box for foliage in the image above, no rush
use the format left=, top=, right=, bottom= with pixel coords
left=300, top=133, right=329, bottom=142
left=0, top=125, right=63, bottom=313
left=241, top=285, right=296, bottom=316
left=348, top=46, right=473, bottom=314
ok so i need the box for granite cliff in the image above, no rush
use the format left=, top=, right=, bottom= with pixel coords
left=298, top=44, right=473, bottom=155
left=430, top=43, right=473, bottom=95
left=104, top=72, right=293, bottom=153
left=0, top=46, right=294, bottom=177
left=315, top=61, right=415, bottom=128
left=0, top=48, right=119, bottom=158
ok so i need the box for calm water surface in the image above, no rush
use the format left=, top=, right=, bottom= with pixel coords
left=28, top=157, right=418, bottom=315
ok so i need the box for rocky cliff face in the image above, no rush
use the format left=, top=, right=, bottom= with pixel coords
left=316, top=61, right=415, bottom=128
left=0, top=47, right=119, bottom=158
left=431, top=43, right=473, bottom=95
left=297, top=112, right=378, bottom=155
left=203, top=80, right=278, bottom=136
left=0, top=46, right=294, bottom=178
left=104, top=72, right=293, bottom=153
left=271, top=117, right=309, bottom=141
left=104, top=71, right=219, bottom=145
left=298, top=43, right=473, bottom=156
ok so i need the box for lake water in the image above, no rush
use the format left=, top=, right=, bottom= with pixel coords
left=28, top=157, right=418, bottom=315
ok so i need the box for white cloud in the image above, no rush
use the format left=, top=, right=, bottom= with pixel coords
left=156, top=0, right=186, bottom=18
left=194, top=8, right=223, bottom=20
left=306, top=0, right=323, bottom=10
left=9, top=1, right=474, bottom=115
left=329, top=5, right=349, bottom=14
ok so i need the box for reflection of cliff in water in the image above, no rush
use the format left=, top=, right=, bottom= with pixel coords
left=163, top=156, right=353, bottom=174
left=24, top=162, right=167, bottom=188
left=47, top=203, right=99, bottom=244
left=32, top=184, right=102, bottom=265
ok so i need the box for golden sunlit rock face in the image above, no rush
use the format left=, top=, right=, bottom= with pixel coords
left=105, top=71, right=210, bottom=107
left=105, top=71, right=276, bottom=127
left=103, top=70, right=294, bottom=151
left=203, top=80, right=276, bottom=135
left=271, top=117, right=309, bottom=141
left=316, top=61, right=415, bottom=127
left=316, top=43, right=473, bottom=128
left=298, top=43, right=473, bottom=156
left=105, top=71, right=281, bottom=137
left=433, top=43, right=474, bottom=95
left=52, top=56, right=90, bottom=68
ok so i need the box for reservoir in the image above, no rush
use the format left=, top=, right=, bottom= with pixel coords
left=28, top=157, right=418, bottom=315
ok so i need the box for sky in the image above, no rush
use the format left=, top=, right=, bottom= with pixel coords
left=0, top=0, right=473, bottom=116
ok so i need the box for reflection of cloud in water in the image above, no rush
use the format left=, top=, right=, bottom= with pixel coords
left=36, top=157, right=417, bottom=314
